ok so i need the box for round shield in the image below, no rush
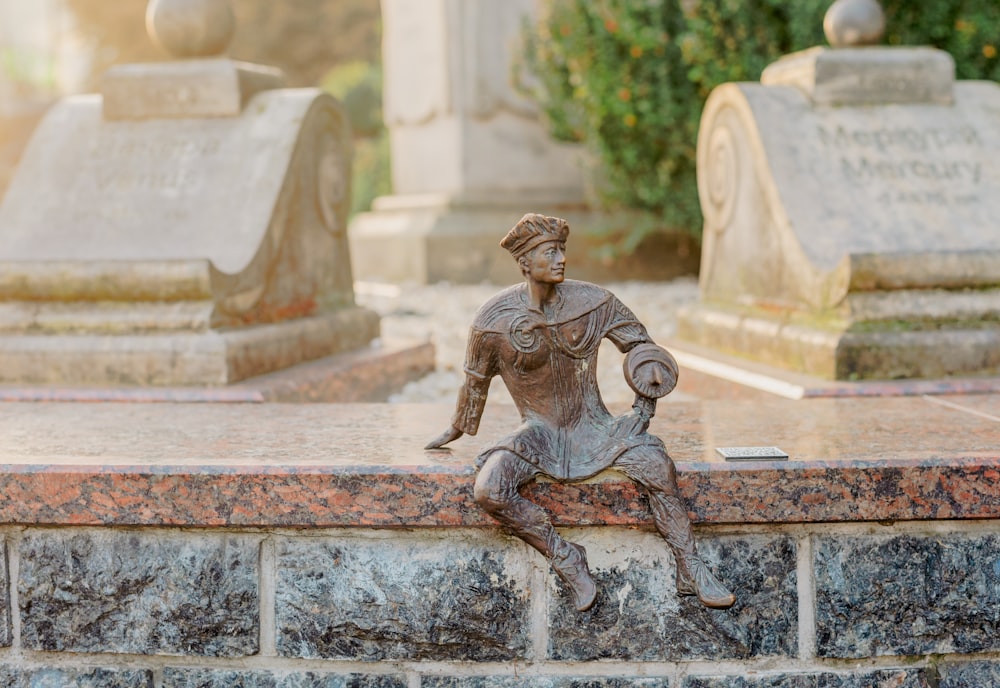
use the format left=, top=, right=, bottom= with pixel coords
left=623, top=343, right=678, bottom=399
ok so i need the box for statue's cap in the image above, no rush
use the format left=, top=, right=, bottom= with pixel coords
left=501, top=213, right=570, bottom=259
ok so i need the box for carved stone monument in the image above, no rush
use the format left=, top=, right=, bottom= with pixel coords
left=678, top=0, right=1000, bottom=380
left=0, top=0, right=382, bottom=387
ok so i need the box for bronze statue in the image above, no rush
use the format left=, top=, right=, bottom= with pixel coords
left=427, top=213, right=734, bottom=612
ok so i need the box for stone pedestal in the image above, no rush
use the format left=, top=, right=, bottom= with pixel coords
left=678, top=46, right=1000, bottom=380
left=348, top=0, right=589, bottom=284
left=0, top=56, right=383, bottom=386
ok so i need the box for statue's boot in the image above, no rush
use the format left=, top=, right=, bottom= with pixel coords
left=549, top=540, right=597, bottom=611
left=675, top=553, right=735, bottom=609
left=477, top=481, right=598, bottom=612
left=650, top=494, right=735, bottom=609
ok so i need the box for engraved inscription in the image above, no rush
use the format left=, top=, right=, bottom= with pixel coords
left=81, top=135, right=223, bottom=196
left=863, top=74, right=919, bottom=95
left=840, top=158, right=981, bottom=184
left=92, top=169, right=201, bottom=194
left=818, top=125, right=986, bottom=205
left=875, top=190, right=980, bottom=206
left=817, top=125, right=981, bottom=153
left=89, top=137, right=223, bottom=159
left=852, top=70, right=933, bottom=99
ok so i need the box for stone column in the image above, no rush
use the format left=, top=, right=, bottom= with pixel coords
left=349, top=0, right=587, bottom=284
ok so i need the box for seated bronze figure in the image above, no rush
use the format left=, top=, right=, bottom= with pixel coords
left=427, top=213, right=734, bottom=612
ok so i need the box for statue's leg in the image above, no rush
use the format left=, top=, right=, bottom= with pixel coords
left=474, top=449, right=597, bottom=611
left=616, top=445, right=735, bottom=609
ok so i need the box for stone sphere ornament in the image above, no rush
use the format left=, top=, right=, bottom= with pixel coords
left=146, top=0, right=236, bottom=58
left=824, top=0, right=885, bottom=48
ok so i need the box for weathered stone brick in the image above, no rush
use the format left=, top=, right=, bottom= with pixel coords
left=682, top=668, right=929, bottom=687
left=163, top=669, right=407, bottom=687
left=276, top=533, right=531, bottom=661
left=18, top=531, right=259, bottom=656
left=938, top=661, right=1000, bottom=687
left=0, top=665, right=153, bottom=687
left=548, top=533, right=796, bottom=661
left=422, top=678, right=669, bottom=687
left=0, top=539, right=9, bottom=648
left=814, top=533, right=1000, bottom=658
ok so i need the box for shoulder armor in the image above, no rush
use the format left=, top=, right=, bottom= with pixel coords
left=471, top=284, right=524, bottom=332
left=551, top=280, right=613, bottom=323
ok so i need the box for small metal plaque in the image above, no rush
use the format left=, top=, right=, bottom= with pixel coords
left=716, top=446, right=789, bottom=461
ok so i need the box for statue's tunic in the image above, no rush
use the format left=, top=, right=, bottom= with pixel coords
left=452, top=280, right=663, bottom=481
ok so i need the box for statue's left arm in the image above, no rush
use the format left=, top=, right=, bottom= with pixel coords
left=604, top=296, right=677, bottom=430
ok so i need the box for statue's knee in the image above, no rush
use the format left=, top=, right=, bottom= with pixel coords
left=474, top=453, right=514, bottom=512
left=622, top=446, right=677, bottom=490
left=473, top=477, right=510, bottom=512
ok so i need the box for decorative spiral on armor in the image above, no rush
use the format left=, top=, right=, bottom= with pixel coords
left=704, top=122, right=738, bottom=233
left=508, top=315, right=543, bottom=353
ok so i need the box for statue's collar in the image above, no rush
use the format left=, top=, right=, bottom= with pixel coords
left=515, top=281, right=610, bottom=325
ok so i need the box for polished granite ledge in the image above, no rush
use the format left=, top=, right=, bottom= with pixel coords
left=0, top=397, right=996, bottom=528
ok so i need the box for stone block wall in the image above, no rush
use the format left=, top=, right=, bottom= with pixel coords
left=2, top=399, right=998, bottom=686
left=0, top=524, right=999, bottom=687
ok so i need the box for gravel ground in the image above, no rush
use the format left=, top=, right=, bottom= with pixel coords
left=355, top=278, right=700, bottom=406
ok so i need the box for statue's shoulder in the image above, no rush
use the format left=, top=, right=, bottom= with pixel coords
left=554, top=280, right=614, bottom=320
left=559, top=279, right=612, bottom=301
left=471, top=284, right=525, bottom=331
left=469, top=281, right=615, bottom=330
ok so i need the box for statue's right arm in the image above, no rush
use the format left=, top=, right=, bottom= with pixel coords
left=425, top=425, right=464, bottom=449
left=424, top=326, right=496, bottom=450
left=423, top=373, right=489, bottom=449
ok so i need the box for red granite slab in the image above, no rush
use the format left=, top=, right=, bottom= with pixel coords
left=0, top=398, right=996, bottom=527
left=925, top=394, right=1000, bottom=421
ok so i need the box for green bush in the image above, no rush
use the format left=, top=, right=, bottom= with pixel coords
left=320, top=60, right=384, bottom=139
left=881, top=2, right=1000, bottom=80
left=521, top=0, right=1000, bottom=245
left=519, top=0, right=703, bottom=248
left=320, top=60, right=390, bottom=216
left=348, top=131, right=391, bottom=217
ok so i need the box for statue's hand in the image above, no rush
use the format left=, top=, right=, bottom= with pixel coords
left=425, top=426, right=463, bottom=450
left=613, top=410, right=650, bottom=439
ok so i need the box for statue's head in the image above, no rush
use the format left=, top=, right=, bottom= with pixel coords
left=501, top=214, right=570, bottom=280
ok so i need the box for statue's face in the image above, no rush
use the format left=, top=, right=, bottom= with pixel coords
left=527, top=240, right=566, bottom=284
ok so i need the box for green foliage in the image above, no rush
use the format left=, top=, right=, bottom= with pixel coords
left=348, top=131, right=391, bottom=217
left=0, top=47, right=58, bottom=94
left=522, top=0, right=1000, bottom=244
left=321, top=60, right=383, bottom=138
left=881, top=1, right=1000, bottom=80
left=321, top=61, right=390, bottom=215
left=520, top=0, right=703, bottom=245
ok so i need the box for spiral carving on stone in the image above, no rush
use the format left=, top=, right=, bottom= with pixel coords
left=704, top=123, right=738, bottom=232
